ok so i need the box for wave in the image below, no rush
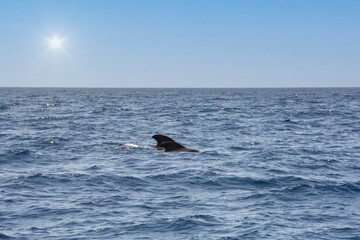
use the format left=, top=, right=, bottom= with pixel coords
left=0, top=233, right=15, bottom=239
left=125, top=214, right=222, bottom=234
left=123, top=143, right=141, bottom=148
left=0, top=104, right=9, bottom=111
left=5, top=173, right=150, bottom=191
left=164, top=215, right=222, bottom=231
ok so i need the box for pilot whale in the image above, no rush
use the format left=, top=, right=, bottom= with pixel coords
left=152, top=134, right=199, bottom=152
left=152, top=134, right=175, bottom=150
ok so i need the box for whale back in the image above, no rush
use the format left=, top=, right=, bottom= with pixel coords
left=159, top=141, right=186, bottom=152
left=152, top=134, right=199, bottom=152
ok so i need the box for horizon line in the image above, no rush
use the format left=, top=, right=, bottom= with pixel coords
left=0, top=86, right=359, bottom=89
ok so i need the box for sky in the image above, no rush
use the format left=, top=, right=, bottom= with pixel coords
left=0, top=0, right=359, bottom=88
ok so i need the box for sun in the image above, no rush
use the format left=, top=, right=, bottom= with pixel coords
left=47, top=35, right=64, bottom=49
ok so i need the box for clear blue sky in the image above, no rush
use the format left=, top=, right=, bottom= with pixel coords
left=0, top=0, right=359, bottom=88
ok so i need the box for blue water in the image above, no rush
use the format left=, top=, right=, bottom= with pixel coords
left=1, top=88, right=360, bottom=239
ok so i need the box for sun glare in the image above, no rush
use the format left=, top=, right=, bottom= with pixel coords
left=47, top=35, right=64, bottom=49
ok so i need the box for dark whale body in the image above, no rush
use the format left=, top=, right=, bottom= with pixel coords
left=152, top=134, right=175, bottom=150
left=152, top=134, right=199, bottom=152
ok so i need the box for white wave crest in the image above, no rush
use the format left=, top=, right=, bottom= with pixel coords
left=123, top=143, right=140, bottom=148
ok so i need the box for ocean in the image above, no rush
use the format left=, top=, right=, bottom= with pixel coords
left=1, top=88, right=360, bottom=239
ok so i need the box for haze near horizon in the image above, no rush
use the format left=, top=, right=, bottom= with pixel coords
left=0, top=0, right=359, bottom=88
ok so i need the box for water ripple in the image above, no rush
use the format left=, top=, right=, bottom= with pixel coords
left=1, top=88, right=360, bottom=239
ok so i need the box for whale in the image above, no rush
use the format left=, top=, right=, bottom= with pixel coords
left=152, top=134, right=175, bottom=150
left=152, top=134, right=199, bottom=152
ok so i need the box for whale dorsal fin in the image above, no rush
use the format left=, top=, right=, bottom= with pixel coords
left=159, top=141, right=185, bottom=152
left=152, top=134, right=175, bottom=147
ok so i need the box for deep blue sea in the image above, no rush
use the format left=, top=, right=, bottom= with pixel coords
left=1, top=88, right=360, bottom=239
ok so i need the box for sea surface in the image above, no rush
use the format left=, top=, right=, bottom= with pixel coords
left=1, top=88, right=360, bottom=240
